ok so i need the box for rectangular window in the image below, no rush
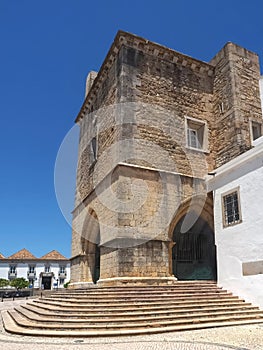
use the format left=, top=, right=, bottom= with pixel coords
left=45, top=265, right=50, bottom=273
left=219, top=102, right=224, bottom=114
left=251, top=121, right=262, bottom=141
left=222, top=189, right=242, bottom=227
left=187, top=128, right=199, bottom=149
left=91, top=136, right=97, bottom=160
left=90, top=123, right=99, bottom=163
left=185, top=116, right=207, bottom=151
left=28, top=266, right=35, bottom=273
left=9, top=266, right=16, bottom=274
left=59, top=266, right=65, bottom=273
left=59, top=278, right=65, bottom=285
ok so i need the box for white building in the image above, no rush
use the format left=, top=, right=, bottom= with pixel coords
left=207, top=135, right=263, bottom=309
left=0, top=248, right=70, bottom=290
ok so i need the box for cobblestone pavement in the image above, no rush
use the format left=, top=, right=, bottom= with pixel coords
left=0, top=299, right=262, bottom=350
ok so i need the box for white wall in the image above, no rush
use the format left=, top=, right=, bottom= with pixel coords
left=208, top=140, right=263, bottom=308
left=0, top=263, right=9, bottom=279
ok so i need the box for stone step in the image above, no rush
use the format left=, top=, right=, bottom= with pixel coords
left=3, top=310, right=263, bottom=337
left=8, top=309, right=263, bottom=331
left=22, top=302, right=256, bottom=317
left=42, top=292, right=230, bottom=303
left=52, top=285, right=221, bottom=295
left=41, top=292, right=233, bottom=303
left=33, top=296, right=244, bottom=309
left=15, top=305, right=263, bottom=325
left=30, top=296, right=244, bottom=309
left=68, top=281, right=217, bottom=290
left=49, top=289, right=226, bottom=298
left=3, top=283, right=263, bottom=337
left=52, top=287, right=221, bottom=295
left=52, top=289, right=223, bottom=297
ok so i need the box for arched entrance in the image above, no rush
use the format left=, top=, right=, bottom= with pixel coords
left=92, top=233, right=100, bottom=284
left=172, top=211, right=217, bottom=280
left=81, top=209, right=101, bottom=284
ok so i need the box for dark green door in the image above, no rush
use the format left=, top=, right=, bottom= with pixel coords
left=93, top=244, right=100, bottom=284
left=172, top=213, right=217, bottom=280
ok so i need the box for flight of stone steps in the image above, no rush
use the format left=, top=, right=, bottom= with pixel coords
left=2, top=281, right=263, bottom=336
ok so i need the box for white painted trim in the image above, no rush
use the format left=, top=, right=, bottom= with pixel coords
left=207, top=139, right=263, bottom=192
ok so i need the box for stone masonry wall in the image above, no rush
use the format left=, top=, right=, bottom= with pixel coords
left=210, top=42, right=262, bottom=167
left=118, top=45, right=215, bottom=176
left=71, top=32, right=262, bottom=284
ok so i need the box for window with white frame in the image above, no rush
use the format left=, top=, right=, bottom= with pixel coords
left=222, top=189, right=242, bottom=227
left=44, top=265, right=50, bottom=273
left=186, top=117, right=207, bottom=151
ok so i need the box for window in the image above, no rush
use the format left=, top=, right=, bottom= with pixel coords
left=251, top=121, right=262, bottom=141
left=45, top=265, right=50, bottom=273
left=222, top=189, right=242, bottom=227
left=185, top=117, right=207, bottom=151
left=219, top=102, right=225, bottom=114
left=59, top=278, right=65, bottom=285
left=9, top=266, right=16, bottom=274
left=90, top=123, right=99, bottom=162
left=187, top=128, right=200, bottom=149
left=28, top=266, right=35, bottom=273
left=59, top=266, right=65, bottom=274
left=91, top=136, right=97, bottom=160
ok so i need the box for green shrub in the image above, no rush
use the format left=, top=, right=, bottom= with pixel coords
left=10, top=278, right=30, bottom=290
left=63, top=280, right=70, bottom=288
left=0, top=278, right=9, bottom=288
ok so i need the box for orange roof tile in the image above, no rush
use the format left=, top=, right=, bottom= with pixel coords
left=8, top=248, right=36, bottom=260
left=0, top=253, right=5, bottom=259
left=40, top=250, right=67, bottom=260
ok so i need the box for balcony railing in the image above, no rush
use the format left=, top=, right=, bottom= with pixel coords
left=58, top=272, right=67, bottom=278
left=8, top=272, right=17, bottom=279
left=27, top=272, right=36, bottom=279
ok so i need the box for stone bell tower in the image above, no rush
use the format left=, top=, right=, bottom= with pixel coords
left=69, top=31, right=262, bottom=288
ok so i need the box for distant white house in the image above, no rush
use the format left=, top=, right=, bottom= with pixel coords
left=0, top=248, right=70, bottom=290
left=207, top=136, right=263, bottom=309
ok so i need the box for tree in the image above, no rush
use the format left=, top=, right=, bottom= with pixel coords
left=10, top=278, right=30, bottom=290
left=0, top=278, right=9, bottom=288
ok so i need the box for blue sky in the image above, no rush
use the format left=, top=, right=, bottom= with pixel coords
left=0, top=0, right=262, bottom=258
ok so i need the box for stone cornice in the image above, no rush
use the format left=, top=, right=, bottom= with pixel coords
left=75, top=30, right=215, bottom=123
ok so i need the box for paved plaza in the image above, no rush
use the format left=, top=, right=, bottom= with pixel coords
left=0, top=299, right=262, bottom=350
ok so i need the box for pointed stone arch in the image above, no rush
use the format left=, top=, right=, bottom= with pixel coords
left=168, top=193, right=217, bottom=280
left=80, top=208, right=101, bottom=284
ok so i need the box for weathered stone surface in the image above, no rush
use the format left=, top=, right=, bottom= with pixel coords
left=70, top=31, right=262, bottom=286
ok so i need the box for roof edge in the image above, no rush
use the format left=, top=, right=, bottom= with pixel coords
left=75, top=30, right=215, bottom=123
